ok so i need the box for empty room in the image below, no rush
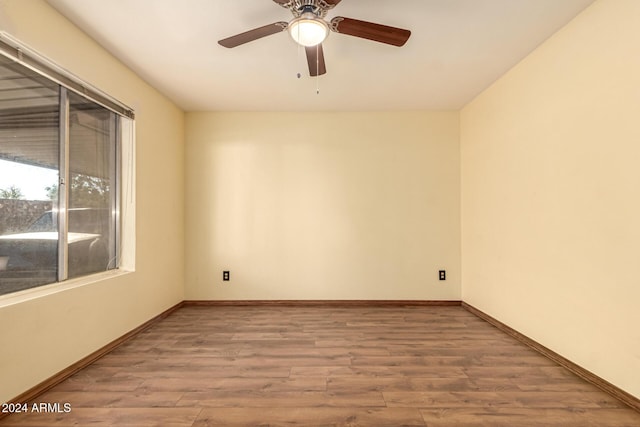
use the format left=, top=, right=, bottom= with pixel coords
left=0, top=0, right=639, bottom=426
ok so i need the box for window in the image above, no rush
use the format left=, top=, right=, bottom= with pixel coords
left=0, top=37, right=134, bottom=296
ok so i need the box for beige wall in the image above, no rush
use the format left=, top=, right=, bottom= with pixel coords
left=186, top=112, right=460, bottom=300
left=461, top=0, right=640, bottom=398
left=0, top=1, right=184, bottom=402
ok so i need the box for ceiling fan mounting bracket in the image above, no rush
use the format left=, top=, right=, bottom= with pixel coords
left=329, top=16, right=343, bottom=32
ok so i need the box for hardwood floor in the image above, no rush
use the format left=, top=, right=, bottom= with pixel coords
left=2, top=305, right=639, bottom=426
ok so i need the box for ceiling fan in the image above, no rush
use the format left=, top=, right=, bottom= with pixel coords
left=218, top=0, right=411, bottom=77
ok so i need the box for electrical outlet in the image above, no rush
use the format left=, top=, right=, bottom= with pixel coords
left=223, top=271, right=230, bottom=281
left=439, top=270, right=446, bottom=281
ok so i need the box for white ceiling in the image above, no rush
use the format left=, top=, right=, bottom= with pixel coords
left=47, top=0, right=594, bottom=112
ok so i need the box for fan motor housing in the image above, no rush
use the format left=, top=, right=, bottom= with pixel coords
left=278, top=0, right=337, bottom=18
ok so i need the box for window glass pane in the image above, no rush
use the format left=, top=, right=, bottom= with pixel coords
left=0, top=56, right=60, bottom=295
left=67, top=92, right=116, bottom=279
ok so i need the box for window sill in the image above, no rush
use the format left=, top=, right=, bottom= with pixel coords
left=0, top=269, right=133, bottom=308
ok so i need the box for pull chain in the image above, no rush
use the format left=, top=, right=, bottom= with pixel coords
left=316, top=44, right=320, bottom=94
left=296, top=25, right=302, bottom=79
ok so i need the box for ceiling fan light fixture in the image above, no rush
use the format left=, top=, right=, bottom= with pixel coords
left=288, top=13, right=329, bottom=47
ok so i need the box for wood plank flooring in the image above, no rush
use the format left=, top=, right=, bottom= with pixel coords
left=2, top=305, right=639, bottom=426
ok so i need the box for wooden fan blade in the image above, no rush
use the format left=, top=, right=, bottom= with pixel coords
left=218, top=22, right=288, bottom=48
left=305, top=44, right=326, bottom=77
left=330, top=17, right=411, bottom=47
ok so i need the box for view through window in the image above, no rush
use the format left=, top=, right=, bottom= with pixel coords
left=0, top=50, right=130, bottom=296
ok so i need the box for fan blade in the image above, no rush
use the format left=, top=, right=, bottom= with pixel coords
left=305, top=44, right=326, bottom=76
left=330, top=17, right=410, bottom=47
left=324, top=0, right=342, bottom=5
left=218, top=22, right=288, bottom=48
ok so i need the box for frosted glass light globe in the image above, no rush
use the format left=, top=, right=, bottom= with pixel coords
left=289, top=14, right=329, bottom=47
